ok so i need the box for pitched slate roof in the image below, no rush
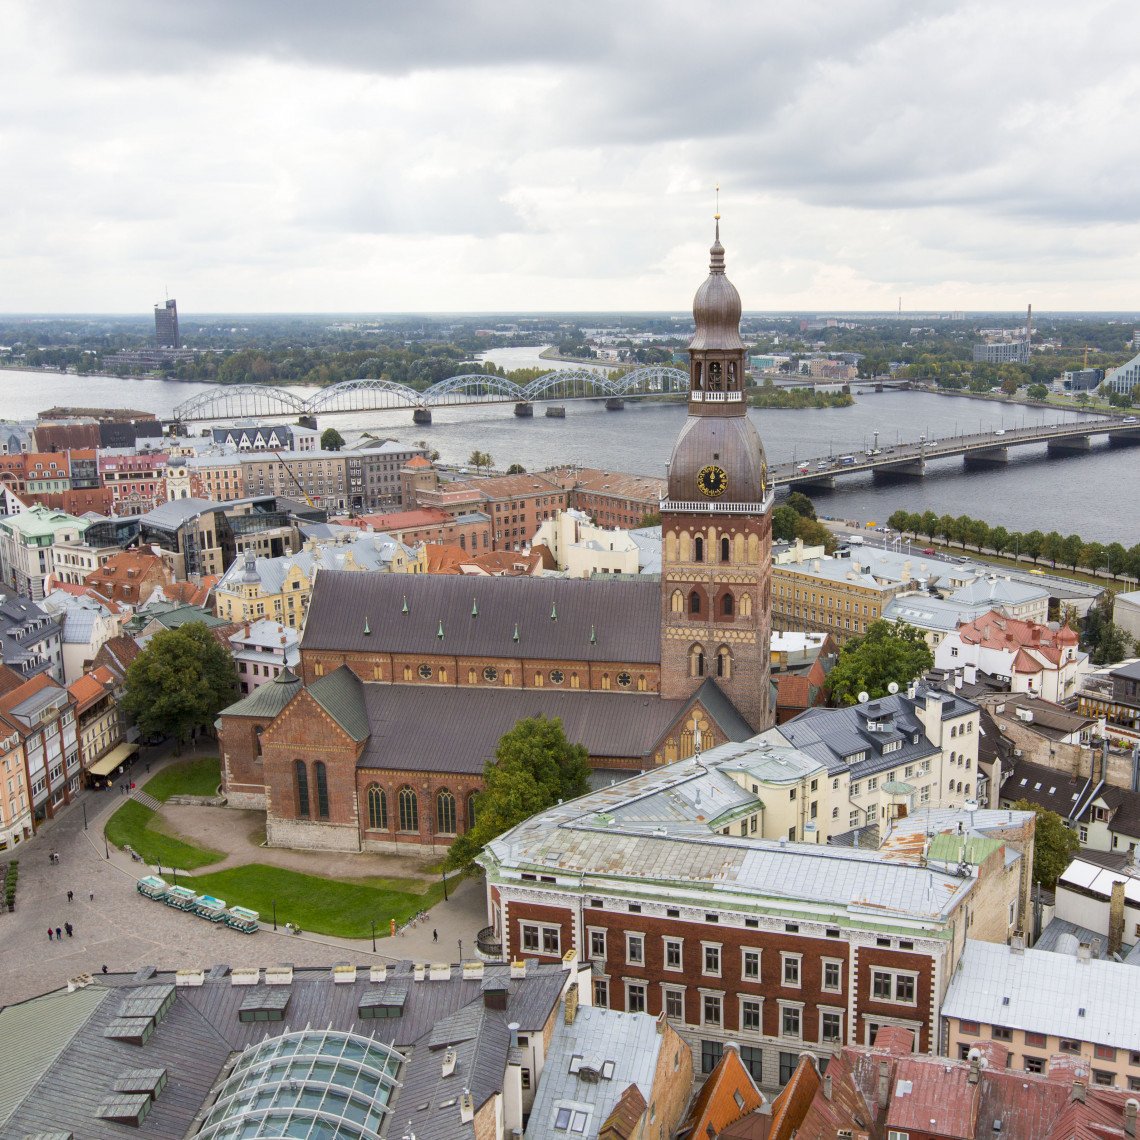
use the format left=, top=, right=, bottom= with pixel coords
left=219, top=668, right=304, bottom=719
left=355, top=683, right=691, bottom=773
left=301, top=571, right=662, bottom=663
left=1000, top=759, right=1088, bottom=821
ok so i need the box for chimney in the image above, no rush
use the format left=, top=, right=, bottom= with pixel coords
left=968, top=1049, right=981, bottom=1085
left=1078, top=942, right=1092, bottom=964
left=508, top=1021, right=520, bottom=1049
left=1010, top=934, right=1025, bottom=955
left=823, top=1073, right=833, bottom=1101
left=564, top=987, right=579, bottom=1025
left=1124, top=1097, right=1138, bottom=1138
left=878, top=1060, right=890, bottom=1108
left=1071, top=1078, right=1086, bottom=1104
left=1109, top=880, right=1127, bottom=957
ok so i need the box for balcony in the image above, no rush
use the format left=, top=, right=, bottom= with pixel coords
left=476, top=925, right=503, bottom=961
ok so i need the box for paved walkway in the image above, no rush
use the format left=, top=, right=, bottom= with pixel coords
left=0, top=747, right=489, bottom=1006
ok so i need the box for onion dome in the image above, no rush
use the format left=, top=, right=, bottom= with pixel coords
left=689, top=220, right=745, bottom=352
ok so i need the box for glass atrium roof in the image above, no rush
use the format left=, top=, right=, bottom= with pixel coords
left=195, top=1029, right=403, bottom=1139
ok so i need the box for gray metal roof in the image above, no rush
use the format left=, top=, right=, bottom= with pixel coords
left=525, top=1004, right=664, bottom=1140
left=301, top=571, right=662, bottom=663
left=219, top=668, right=304, bottom=720
left=484, top=756, right=978, bottom=925
left=355, top=682, right=690, bottom=773
left=136, top=497, right=223, bottom=529
left=942, top=938, right=1140, bottom=1049
left=0, top=962, right=568, bottom=1140
left=310, top=667, right=370, bottom=742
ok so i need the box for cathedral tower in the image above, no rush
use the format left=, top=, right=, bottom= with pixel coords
left=660, top=218, right=773, bottom=731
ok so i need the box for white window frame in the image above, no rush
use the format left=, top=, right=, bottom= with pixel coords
left=702, top=941, right=722, bottom=978
left=663, top=936, right=684, bottom=972
left=871, top=968, right=919, bottom=1006
left=778, top=999, right=804, bottom=1040
left=699, top=988, right=724, bottom=1029
left=624, top=979, right=647, bottom=1014
left=520, top=922, right=561, bottom=956
left=822, top=957, right=844, bottom=994
left=626, top=932, right=645, bottom=966
left=660, top=983, right=685, bottom=1021
left=819, top=1005, right=845, bottom=1045
left=781, top=951, right=802, bottom=988
left=741, top=947, right=761, bottom=981
left=739, top=995, right=764, bottom=1033
left=588, top=926, right=606, bottom=960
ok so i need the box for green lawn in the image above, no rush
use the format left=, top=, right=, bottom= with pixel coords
left=104, top=800, right=224, bottom=870
left=184, top=864, right=444, bottom=938
left=144, top=757, right=222, bottom=802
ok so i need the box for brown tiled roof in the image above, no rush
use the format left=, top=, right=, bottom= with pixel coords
left=91, top=634, right=142, bottom=680
left=423, top=543, right=467, bottom=574
left=598, top=1083, right=647, bottom=1139
left=67, top=666, right=115, bottom=712
left=301, top=571, right=662, bottom=664
left=678, top=1044, right=765, bottom=1140
left=445, top=472, right=563, bottom=501
left=354, top=508, right=451, bottom=531
left=765, top=1054, right=819, bottom=1140
left=548, top=466, right=666, bottom=503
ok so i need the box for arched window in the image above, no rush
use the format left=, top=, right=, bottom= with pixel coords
left=398, top=786, right=419, bottom=832
left=690, top=590, right=702, bottom=615
left=467, top=793, right=478, bottom=832
left=294, top=760, right=310, bottom=818
left=690, top=645, right=705, bottom=677
left=437, top=790, right=457, bottom=835
left=693, top=361, right=703, bottom=390
left=951, top=725, right=957, bottom=738
left=967, top=722, right=974, bottom=733
left=254, top=725, right=263, bottom=757
left=965, top=757, right=971, bottom=769
left=964, top=783, right=971, bottom=795
left=740, top=593, right=753, bottom=617
left=950, top=751, right=956, bottom=764
left=948, top=778, right=955, bottom=791
left=722, top=593, right=734, bottom=617
left=717, top=646, right=732, bottom=678
left=671, top=589, right=684, bottom=614
left=694, top=537, right=704, bottom=563
left=957, top=781, right=963, bottom=794
left=601, top=673, right=611, bottom=690
left=314, top=761, right=330, bottom=820
left=709, top=361, right=722, bottom=389
left=727, top=362, right=737, bottom=386
left=720, top=536, right=730, bottom=563
left=367, top=784, right=387, bottom=830
left=459, top=534, right=466, bottom=551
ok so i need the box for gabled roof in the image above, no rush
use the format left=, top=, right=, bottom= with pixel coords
left=677, top=1043, right=765, bottom=1140
left=301, top=571, right=662, bottom=663
left=309, top=667, right=369, bottom=742
left=220, top=668, right=304, bottom=720
left=1001, top=759, right=1087, bottom=821
left=765, top=1053, right=819, bottom=1140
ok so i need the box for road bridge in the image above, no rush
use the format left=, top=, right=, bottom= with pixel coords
left=171, top=365, right=690, bottom=422
left=770, top=419, right=1140, bottom=489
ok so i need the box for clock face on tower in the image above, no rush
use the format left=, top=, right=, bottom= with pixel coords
left=697, top=464, right=728, bottom=498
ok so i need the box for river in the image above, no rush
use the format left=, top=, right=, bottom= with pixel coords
left=0, top=361, right=1134, bottom=544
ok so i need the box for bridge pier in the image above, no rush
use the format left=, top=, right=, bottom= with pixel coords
left=1108, top=429, right=1140, bottom=447
left=605, top=397, right=625, bottom=411
left=873, top=459, right=925, bottom=479
left=963, top=447, right=1009, bottom=467
left=792, top=476, right=836, bottom=492
left=1047, top=435, right=1091, bottom=455
left=413, top=407, right=432, bottom=425
left=513, top=402, right=533, bottom=418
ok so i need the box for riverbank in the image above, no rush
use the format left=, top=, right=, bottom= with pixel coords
left=537, top=346, right=615, bottom=369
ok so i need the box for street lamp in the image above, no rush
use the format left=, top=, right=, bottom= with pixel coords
left=103, top=832, right=109, bottom=860
left=82, top=802, right=87, bottom=831
left=272, top=899, right=277, bottom=931
left=458, top=938, right=463, bottom=963
left=371, top=919, right=377, bottom=953
left=442, top=867, right=449, bottom=902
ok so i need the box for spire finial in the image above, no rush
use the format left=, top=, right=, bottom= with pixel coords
left=401, top=595, right=409, bottom=614
left=714, top=183, right=721, bottom=242
left=512, top=622, right=520, bottom=643
left=437, top=619, right=444, bottom=640
left=471, top=597, right=478, bottom=618
left=363, top=616, right=371, bottom=636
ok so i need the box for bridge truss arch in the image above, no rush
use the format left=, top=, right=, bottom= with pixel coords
left=608, top=365, right=690, bottom=397
left=306, top=378, right=422, bottom=412
left=172, top=385, right=308, bottom=421
left=521, top=369, right=619, bottom=401
left=424, top=373, right=528, bottom=406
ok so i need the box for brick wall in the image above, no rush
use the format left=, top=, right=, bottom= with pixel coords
left=356, top=766, right=482, bottom=848
left=648, top=1018, right=695, bottom=1139
left=506, top=900, right=577, bottom=964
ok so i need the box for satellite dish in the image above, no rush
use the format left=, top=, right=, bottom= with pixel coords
left=887, top=681, right=899, bottom=694
left=858, top=691, right=870, bottom=703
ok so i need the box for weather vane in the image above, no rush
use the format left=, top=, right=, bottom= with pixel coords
left=714, top=183, right=720, bottom=221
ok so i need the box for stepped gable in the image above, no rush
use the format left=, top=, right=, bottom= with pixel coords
left=301, top=570, right=661, bottom=663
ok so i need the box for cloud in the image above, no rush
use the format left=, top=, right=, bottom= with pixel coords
left=2, top=1, right=1140, bottom=311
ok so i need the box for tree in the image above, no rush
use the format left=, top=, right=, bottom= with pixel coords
left=794, top=515, right=837, bottom=554
left=826, top=621, right=934, bottom=706
left=771, top=504, right=799, bottom=543
left=785, top=491, right=817, bottom=519
left=989, top=525, right=1010, bottom=555
left=1009, top=799, right=1080, bottom=890
left=320, top=427, right=345, bottom=451
left=468, top=449, right=493, bottom=473
left=505, top=463, right=526, bottom=475
left=445, top=716, right=590, bottom=869
left=1027, top=383, right=1048, bottom=400
left=121, top=623, right=238, bottom=750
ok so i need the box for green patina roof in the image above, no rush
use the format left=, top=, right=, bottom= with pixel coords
left=220, top=669, right=304, bottom=719
left=927, top=832, right=1003, bottom=866
left=309, top=666, right=370, bottom=742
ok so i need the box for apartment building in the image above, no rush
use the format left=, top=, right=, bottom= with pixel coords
left=548, top=466, right=666, bottom=529
left=99, top=452, right=169, bottom=516
left=0, top=590, right=63, bottom=683
left=0, top=504, right=88, bottom=600
left=418, top=472, right=569, bottom=551
left=478, top=760, right=1033, bottom=1091
left=184, top=454, right=246, bottom=502
left=239, top=450, right=349, bottom=513
left=943, top=939, right=1140, bottom=1090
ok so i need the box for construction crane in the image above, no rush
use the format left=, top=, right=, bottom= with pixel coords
left=272, top=450, right=317, bottom=510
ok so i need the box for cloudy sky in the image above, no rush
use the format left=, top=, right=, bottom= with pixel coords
left=4, top=1, right=1139, bottom=313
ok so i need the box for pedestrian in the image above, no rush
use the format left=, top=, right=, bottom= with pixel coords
left=89, top=890, right=94, bottom=902
left=65, top=922, right=73, bottom=938
left=47, top=927, right=53, bottom=942
left=433, top=928, right=438, bottom=943
left=67, top=890, right=74, bottom=903
left=55, top=927, right=62, bottom=940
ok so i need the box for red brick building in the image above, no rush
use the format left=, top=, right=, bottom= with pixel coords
left=549, top=466, right=666, bottom=529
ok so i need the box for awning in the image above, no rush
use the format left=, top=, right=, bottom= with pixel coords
left=87, top=743, right=138, bottom=777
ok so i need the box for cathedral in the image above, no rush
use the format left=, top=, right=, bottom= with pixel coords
left=217, top=221, right=775, bottom=851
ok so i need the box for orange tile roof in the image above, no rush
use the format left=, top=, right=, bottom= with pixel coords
left=356, top=508, right=452, bottom=531
left=678, top=1044, right=765, bottom=1140
left=766, top=1054, right=820, bottom=1140
left=67, top=666, right=115, bottom=711
left=423, top=543, right=467, bottom=574
left=598, top=1083, right=647, bottom=1139
left=957, top=610, right=1078, bottom=665
left=403, top=455, right=432, bottom=469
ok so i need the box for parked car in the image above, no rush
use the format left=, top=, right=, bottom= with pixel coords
left=921, top=547, right=937, bottom=555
